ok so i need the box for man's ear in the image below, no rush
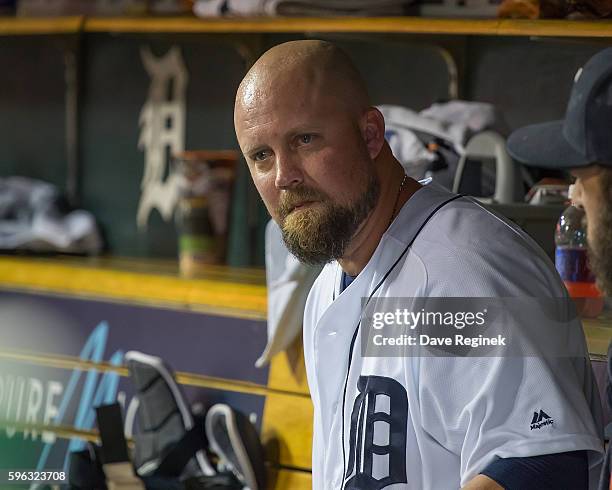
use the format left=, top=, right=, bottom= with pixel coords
left=361, top=107, right=386, bottom=160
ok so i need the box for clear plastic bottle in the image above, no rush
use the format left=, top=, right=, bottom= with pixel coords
left=555, top=184, right=603, bottom=317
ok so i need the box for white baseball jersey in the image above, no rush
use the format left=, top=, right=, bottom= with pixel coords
left=303, top=182, right=604, bottom=489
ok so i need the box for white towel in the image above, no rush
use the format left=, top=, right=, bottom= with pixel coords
left=0, top=176, right=103, bottom=254
left=194, top=0, right=269, bottom=17
left=256, top=220, right=322, bottom=367
left=420, top=100, right=508, bottom=136
left=194, top=0, right=410, bottom=17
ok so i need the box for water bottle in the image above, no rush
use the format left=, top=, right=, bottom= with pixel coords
left=555, top=184, right=603, bottom=317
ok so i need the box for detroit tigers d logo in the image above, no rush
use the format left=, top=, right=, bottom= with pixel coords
left=344, top=375, right=408, bottom=489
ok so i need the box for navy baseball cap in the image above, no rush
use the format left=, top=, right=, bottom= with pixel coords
left=507, top=47, right=612, bottom=169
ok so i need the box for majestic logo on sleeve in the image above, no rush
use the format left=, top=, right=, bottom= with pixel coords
left=530, top=409, right=554, bottom=430
left=344, top=376, right=408, bottom=489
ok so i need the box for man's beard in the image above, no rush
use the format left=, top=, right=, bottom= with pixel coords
left=588, top=170, right=612, bottom=296
left=278, top=173, right=380, bottom=265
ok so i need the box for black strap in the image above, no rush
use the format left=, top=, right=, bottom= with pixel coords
left=156, top=422, right=205, bottom=476
left=68, top=446, right=107, bottom=489
left=96, top=403, right=130, bottom=464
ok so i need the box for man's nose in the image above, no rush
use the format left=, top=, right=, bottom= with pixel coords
left=274, top=152, right=303, bottom=189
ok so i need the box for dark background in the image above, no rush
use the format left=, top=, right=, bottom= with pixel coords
left=0, top=32, right=606, bottom=265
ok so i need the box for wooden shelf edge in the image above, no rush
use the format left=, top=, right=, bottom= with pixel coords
left=497, top=18, right=612, bottom=37
left=0, top=15, right=83, bottom=35
left=0, top=349, right=312, bottom=398
left=584, top=319, right=612, bottom=357
left=0, top=15, right=612, bottom=38
left=0, top=257, right=267, bottom=320
left=83, top=16, right=489, bottom=34
left=83, top=16, right=612, bottom=37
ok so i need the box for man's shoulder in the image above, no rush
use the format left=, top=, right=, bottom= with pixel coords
left=405, top=195, right=563, bottom=297
left=426, top=195, right=533, bottom=246
left=410, top=194, right=540, bottom=260
left=392, top=184, right=539, bottom=254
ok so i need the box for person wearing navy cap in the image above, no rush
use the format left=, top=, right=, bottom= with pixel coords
left=508, top=47, right=612, bottom=490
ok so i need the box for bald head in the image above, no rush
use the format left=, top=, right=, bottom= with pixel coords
left=233, top=40, right=406, bottom=270
left=235, top=40, right=370, bottom=122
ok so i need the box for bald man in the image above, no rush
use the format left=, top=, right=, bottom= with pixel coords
left=234, top=40, right=603, bottom=489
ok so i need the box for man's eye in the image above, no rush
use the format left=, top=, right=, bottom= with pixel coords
left=299, top=134, right=313, bottom=145
left=253, top=150, right=270, bottom=162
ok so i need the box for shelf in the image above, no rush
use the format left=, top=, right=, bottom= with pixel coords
left=1, top=15, right=612, bottom=38
left=86, top=15, right=501, bottom=34
left=583, top=316, right=612, bottom=358
left=0, top=15, right=83, bottom=35
left=0, top=256, right=266, bottom=320
left=84, top=16, right=612, bottom=37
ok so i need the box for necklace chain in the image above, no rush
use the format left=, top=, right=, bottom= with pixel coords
left=388, top=173, right=408, bottom=229
left=387, top=174, right=408, bottom=228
